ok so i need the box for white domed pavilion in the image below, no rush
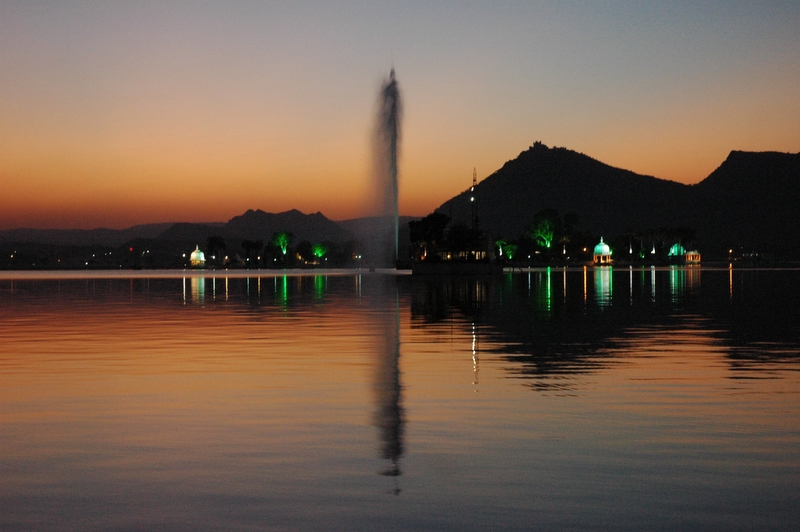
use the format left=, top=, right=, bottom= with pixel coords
left=593, top=237, right=612, bottom=265
left=190, top=246, right=206, bottom=268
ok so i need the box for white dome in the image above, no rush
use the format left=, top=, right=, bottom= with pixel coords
left=593, top=237, right=611, bottom=256
left=190, top=246, right=205, bottom=265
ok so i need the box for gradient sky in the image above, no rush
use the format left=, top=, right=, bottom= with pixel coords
left=2, top=1, right=799, bottom=229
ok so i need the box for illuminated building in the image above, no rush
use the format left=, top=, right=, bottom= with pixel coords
left=669, top=242, right=701, bottom=264
left=668, top=243, right=686, bottom=257
left=685, top=250, right=701, bottom=263
left=593, top=237, right=612, bottom=265
left=189, top=246, right=206, bottom=268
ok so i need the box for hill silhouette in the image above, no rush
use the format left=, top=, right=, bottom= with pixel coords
left=690, top=150, right=800, bottom=253
left=0, top=223, right=175, bottom=247
left=157, top=209, right=349, bottom=244
left=438, top=142, right=800, bottom=256
left=2, top=144, right=797, bottom=261
left=0, top=210, right=351, bottom=249
left=225, top=209, right=348, bottom=242
left=0, top=210, right=364, bottom=269
left=439, top=142, right=689, bottom=242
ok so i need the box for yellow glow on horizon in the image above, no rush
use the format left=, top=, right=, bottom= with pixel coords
left=2, top=3, right=799, bottom=230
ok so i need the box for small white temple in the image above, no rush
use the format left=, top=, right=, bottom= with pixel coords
left=189, top=246, right=206, bottom=268
left=593, top=237, right=612, bottom=265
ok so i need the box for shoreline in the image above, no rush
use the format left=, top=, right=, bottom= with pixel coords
left=2, top=263, right=800, bottom=281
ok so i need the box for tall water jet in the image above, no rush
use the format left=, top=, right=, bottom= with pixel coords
left=371, top=69, right=402, bottom=266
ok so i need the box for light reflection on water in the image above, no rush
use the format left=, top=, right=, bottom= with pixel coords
left=1, top=268, right=800, bottom=531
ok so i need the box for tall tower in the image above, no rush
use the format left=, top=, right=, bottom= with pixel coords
left=470, top=167, right=478, bottom=232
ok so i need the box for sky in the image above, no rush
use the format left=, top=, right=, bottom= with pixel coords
left=2, top=1, right=799, bottom=230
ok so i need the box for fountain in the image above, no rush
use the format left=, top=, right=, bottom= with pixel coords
left=370, top=69, right=402, bottom=266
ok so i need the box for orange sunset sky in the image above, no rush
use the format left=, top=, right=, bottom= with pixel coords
left=2, top=2, right=799, bottom=230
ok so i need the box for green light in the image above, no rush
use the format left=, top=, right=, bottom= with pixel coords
left=670, top=266, right=685, bottom=300
left=525, top=212, right=555, bottom=249
left=312, top=243, right=328, bottom=259
left=504, top=244, right=517, bottom=260
left=314, top=275, right=325, bottom=299
left=594, top=238, right=611, bottom=256
left=529, top=270, right=552, bottom=316
left=668, top=243, right=686, bottom=257
left=271, top=232, right=292, bottom=255
left=594, top=266, right=612, bottom=306
left=275, top=275, right=288, bottom=305
left=546, top=266, right=551, bottom=313
left=494, top=239, right=518, bottom=260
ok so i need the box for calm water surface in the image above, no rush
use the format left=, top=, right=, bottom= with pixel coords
left=1, top=268, right=799, bottom=531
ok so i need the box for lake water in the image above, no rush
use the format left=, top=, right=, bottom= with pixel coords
left=2, top=267, right=799, bottom=531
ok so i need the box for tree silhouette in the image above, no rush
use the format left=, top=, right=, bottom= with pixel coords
left=295, top=240, right=313, bottom=263
left=206, top=235, right=226, bottom=264
left=241, top=239, right=263, bottom=266
left=409, top=212, right=450, bottom=262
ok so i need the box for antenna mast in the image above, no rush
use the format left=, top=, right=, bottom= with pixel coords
left=470, top=168, right=478, bottom=231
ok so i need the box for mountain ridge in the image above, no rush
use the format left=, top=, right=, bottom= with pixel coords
left=439, top=142, right=690, bottom=242
left=437, top=142, right=799, bottom=255
left=2, top=144, right=798, bottom=257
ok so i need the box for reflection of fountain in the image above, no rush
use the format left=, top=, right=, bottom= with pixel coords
left=370, top=69, right=402, bottom=266
left=372, top=278, right=404, bottom=493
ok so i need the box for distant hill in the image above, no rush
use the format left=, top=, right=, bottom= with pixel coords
left=156, top=223, right=229, bottom=244
left=438, top=142, right=800, bottom=256
left=224, top=209, right=349, bottom=243
left=689, top=150, right=800, bottom=253
left=0, top=223, right=176, bottom=247
left=0, top=210, right=352, bottom=249
left=439, top=142, right=689, bottom=241
left=156, top=209, right=350, bottom=245
left=3, top=144, right=797, bottom=259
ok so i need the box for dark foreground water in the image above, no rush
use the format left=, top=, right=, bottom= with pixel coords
left=1, top=267, right=799, bottom=531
